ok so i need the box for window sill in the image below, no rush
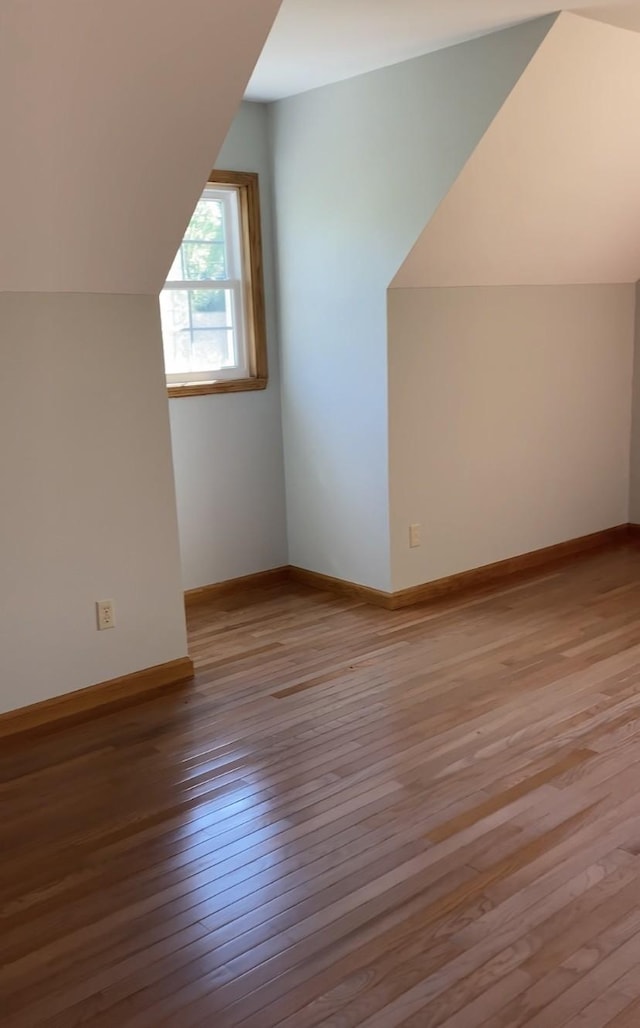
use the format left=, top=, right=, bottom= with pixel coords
left=167, top=377, right=268, bottom=399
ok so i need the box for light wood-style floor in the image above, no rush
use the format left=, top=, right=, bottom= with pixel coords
left=5, top=548, right=640, bottom=1026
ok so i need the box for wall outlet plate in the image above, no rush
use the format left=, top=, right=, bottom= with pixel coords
left=96, top=599, right=115, bottom=630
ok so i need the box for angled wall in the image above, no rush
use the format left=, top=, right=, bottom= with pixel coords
left=389, top=14, right=640, bottom=592
left=0, top=0, right=281, bottom=294
left=394, top=13, right=640, bottom=287
left=0, top=1, right=281, bottom=715
left=270, top=18, right=553, bottom=592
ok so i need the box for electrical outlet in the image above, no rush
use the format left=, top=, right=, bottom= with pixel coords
left=96, top=599, right=115, bottom=631
left=409, top=523, right=421, bottom=548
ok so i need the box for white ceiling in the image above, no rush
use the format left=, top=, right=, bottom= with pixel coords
left=246, top=0, right=640, bottom=101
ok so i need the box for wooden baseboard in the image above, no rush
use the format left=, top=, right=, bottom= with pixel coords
left=187, top=527, right=632, bottom=614
left=0, top=656, right=194, bottom=741
left=389, top=524, right=631, bottom=610
left=288, top=566, right=393, bottom=608
left=290, top=525, right=632, bottom=612
left=184, top=566, right=290, bottom=608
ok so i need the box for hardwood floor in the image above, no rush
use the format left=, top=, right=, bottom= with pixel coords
left=5, top=547, right=640, bottom=1025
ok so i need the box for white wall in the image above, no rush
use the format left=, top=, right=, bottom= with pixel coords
left=0, top=294, right=188, bottom=713
left=270, top=18, right=552, bottom=592
left=389, top=285, right=635, bottom=591
left=169, top=103, right=288, bottom=591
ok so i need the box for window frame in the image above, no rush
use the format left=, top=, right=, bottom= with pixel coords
left=164, top=170, right=268, bottom=398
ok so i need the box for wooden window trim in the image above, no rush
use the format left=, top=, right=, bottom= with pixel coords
left=167, top=377, right=267, bottom=398
left=166, top=169, right=268, bottom=399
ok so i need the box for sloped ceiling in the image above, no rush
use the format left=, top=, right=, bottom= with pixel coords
left=0, top=0, right=282, bottom=294
left=393, top=12, right=640, bottom=287
left=247, top=0, right=640, bottom=101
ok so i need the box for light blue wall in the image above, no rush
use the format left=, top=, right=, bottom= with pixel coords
left=270, top=17, right=554, bottom=591
left=169, top=102, right=288, bottom=590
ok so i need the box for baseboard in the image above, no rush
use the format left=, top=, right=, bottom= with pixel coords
left=185, top=526, right=632, bottom=615
left=290, top=525, right=631, bottom=611
left=184, top=566, right=290, bottom=607
left=0, top=656, right=194, bottom=741
left=288, top=566, right=393, bottom=608
left=389, top=524, right=631, bottom=610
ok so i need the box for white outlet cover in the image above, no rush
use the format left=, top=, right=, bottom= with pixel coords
left=97, top=599, right=115, bottom=630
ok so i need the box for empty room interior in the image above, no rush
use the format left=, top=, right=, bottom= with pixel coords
left=5, top=0, right=640, bottom=1024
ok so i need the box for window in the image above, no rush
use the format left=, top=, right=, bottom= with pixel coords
left=160, top=170, right=268, bottom=397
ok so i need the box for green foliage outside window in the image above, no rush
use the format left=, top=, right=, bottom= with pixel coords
left=180, top=198, right=227, bottom=312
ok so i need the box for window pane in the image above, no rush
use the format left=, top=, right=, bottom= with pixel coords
left=180, top=240, right=227, bottom=281
left=166, top=196, right=226, bottom=283
left=188, top=196, right=224, bottom=242
left=160, top=288, right=238, bottom=374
